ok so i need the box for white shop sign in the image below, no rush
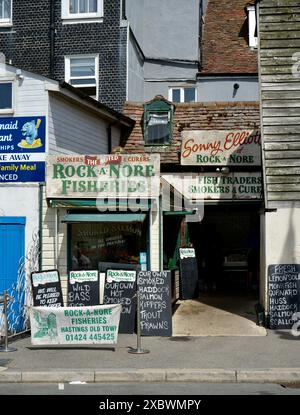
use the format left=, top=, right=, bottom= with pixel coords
left=46, top=154, right=160, bottom=198
left=162, top=172, right=262, bottom=200
left=30, top=304, right=122, bottom=346
left=181, top=130, right=261, bottom=166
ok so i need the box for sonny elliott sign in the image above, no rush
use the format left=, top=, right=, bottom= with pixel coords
left=46, top=154, right=160, bottom=198
left=181, top=130, right=261, bottom=166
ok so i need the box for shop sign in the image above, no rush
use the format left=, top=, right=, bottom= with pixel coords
left=179, top=248, right=196, bottom=259
left=106, top=270, right=136, bottom=283
left=162, top=172, right=262, bottom=200
left=46, top=154, right=160, bottom=198
left=30, top=304, right=122, bottom=346
left=181, top=130, right=261, bottom=166
left=0, top=116, right=46, bottom=182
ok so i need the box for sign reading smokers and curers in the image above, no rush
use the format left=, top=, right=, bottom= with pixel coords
left=0, top=116, right=46, bottom=182
left=30, top=304, right=122, bottom=346
left=46, top=154, right=160, bottom=198
left=181, top=130, right=261, bottom=166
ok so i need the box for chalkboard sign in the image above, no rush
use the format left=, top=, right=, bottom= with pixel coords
left=104, top=270, right=137, bottom=334
left=179, top=248, right=199, bottom=299
left=138, top=271, right=172, bottom=337
left=67, top=270, right=100, bottom=307
left=31, top=270, right=64, bottom=307
left=268, top=264, right=300, bottom=330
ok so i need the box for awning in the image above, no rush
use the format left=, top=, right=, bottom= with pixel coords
left=62, top=213, right=147, bottom=223
left=48, top=199, right=154, bottom=210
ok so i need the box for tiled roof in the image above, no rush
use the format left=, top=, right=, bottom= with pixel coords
left=200, top=0, right=258, bottom=75
left=121, top=100, right=260, bottom=165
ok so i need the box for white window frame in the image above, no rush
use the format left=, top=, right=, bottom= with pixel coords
left=247, top=5, right=258, bottom=49
left=65, top=54, right=99, bottom=100
left=168, top=86, right=197, bottom=103
left=61, top=0, right=103, bottom=23
left=0, top=0, right=12, bottom=27
left=0, top=79, right=14, bottom=114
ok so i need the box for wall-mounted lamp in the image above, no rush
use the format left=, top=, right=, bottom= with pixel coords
left=216, top=167, right=230, bottom=175
left=233, top=83, right=240, bottom=98
left=16, top=69, right=24, bottom=80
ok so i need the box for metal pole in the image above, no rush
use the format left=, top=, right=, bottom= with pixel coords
left=128, top=289, right=149, bottom=354
left=0, top=291, right=17, bottom=353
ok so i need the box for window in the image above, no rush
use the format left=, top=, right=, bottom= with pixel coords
left=169, top=87, right=196, bottom=103
left=247, top=5, right=258, bottom=48
left=70, top=222, right=147, bottom=271
left=65, top=55, right=98, bottom=99
left=0, top=0, right=12, bottom=25
left=0, top=82, right=13, bottom=112
left=62, top=0, right=103, bottom=22
left=143, top=97, right=173, bottom=146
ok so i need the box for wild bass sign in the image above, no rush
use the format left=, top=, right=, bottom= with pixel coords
left=46, top=154, right=160, bottom=198
left=181, top=130, right=261, bottom=166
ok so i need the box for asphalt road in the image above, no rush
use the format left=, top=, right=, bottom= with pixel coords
left=0, top=382, right=299, bottom=395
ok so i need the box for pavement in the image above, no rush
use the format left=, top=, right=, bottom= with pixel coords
left=0, top=329, right=299, bottom=384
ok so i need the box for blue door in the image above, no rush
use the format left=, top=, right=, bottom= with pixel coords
left=0, top=217, right=26, bottom=332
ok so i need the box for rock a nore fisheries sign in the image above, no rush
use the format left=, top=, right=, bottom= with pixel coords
left=181, top=130, right=261, bottom=166
left=0, top=116, right=46, bottom=182
left=30, top=304, right=122, bottom=345
left=46, top=154, right=160, bottom=198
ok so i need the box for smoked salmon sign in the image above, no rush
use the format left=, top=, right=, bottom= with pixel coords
left=181, top=130, right=261, bottom=166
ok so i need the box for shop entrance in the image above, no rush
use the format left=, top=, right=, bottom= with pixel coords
left=169, top=204, right=266, bottom=336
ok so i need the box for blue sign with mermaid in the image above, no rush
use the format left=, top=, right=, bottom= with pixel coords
left=0, top=116, right=46, bottom=182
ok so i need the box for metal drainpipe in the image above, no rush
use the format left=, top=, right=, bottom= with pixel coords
left=54, top=207, right=58, bottom=269
left=107, top=124, right=112, bottom=153
left=39, top=184, right=44, bottom=270
left=50, top=0, right=55, bottom=79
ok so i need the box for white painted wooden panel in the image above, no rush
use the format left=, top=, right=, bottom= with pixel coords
left=48, top=94, right=109, bottom=154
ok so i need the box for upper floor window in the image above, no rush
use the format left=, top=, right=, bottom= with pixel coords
left=247, top=5, right=258, bottom=48
left=0, top=0, right=12, bottom=26
left=169, top=87, right=196, bottom=103
left=65, top=55, right=99, bottom=99
left=0, top=81, right=13, bottom=113
left=143, top=96, right=174, bottom=146
left=62, top=0, right=103, bottom=22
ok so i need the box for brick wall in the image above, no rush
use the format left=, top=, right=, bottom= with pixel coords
left=0, top=0, right=127, bottom=112
left=122, top=101, right=261, bottom=165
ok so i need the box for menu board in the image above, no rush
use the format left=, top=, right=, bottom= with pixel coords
left=179, top=248, right=199, bottom=299
left=268, top=264, right=300, bottom=329
left=138, top=271, right=172, bottom=337
left=104, top=270, right=137, bottom=334
left=31, top=270, right=64, bottom=307
left=67, top=270, right=100, bottom=307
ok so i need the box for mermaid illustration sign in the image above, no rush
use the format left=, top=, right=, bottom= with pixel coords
left=0, top=116, right=46, bottom=182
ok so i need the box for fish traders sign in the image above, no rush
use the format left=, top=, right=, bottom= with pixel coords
left=181, top=130, right=261, bottom=166
left=46, top=154, right=160, bottom=198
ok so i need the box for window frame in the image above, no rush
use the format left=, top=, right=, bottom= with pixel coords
left=143, top=98, right=174, bottom=147
left=61, top=0, right=103, bottom=23
left=168, top=86, right=197, bottom=103
left=247, top=5, right=258, bottom=49
left=65, top=54, right=99, bottom=100
left=0, top=0, right=12, bottom=27
left=0, top=79, right=14, bottom=114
